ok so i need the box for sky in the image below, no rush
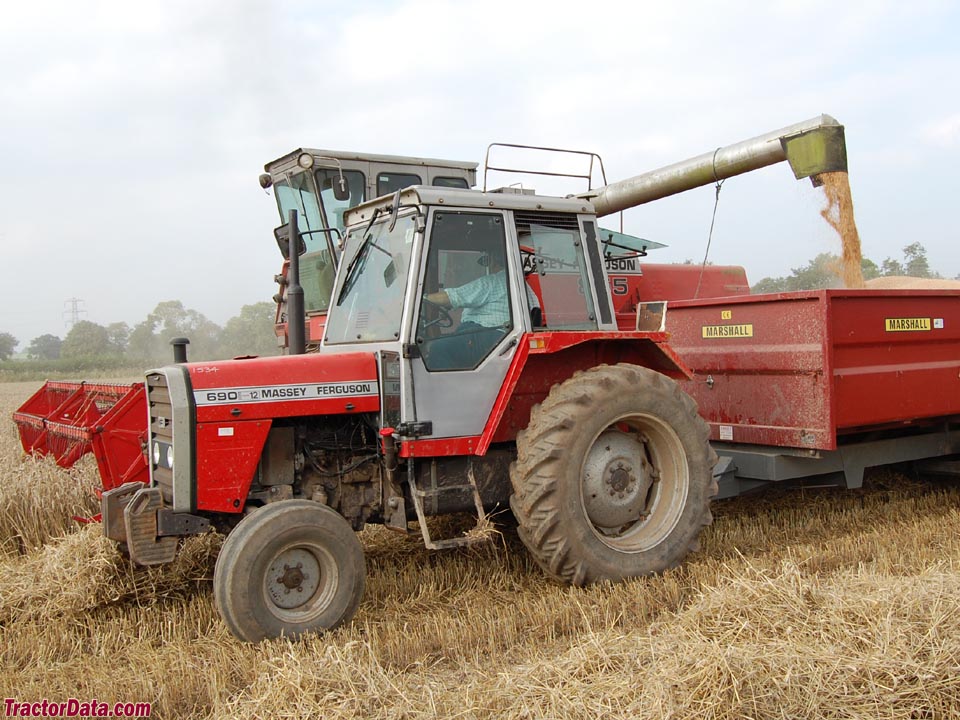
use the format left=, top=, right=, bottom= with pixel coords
left=1, top=0, right=958, bottom=350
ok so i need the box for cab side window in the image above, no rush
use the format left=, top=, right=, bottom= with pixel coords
left=417, top=212, right=512, bottom=371
left=515, top=213, right=598, bottom=331
left=377, top=173, right=421, bottom=196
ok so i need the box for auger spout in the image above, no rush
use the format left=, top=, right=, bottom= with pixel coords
left=581, top=114, right=847, bottom=217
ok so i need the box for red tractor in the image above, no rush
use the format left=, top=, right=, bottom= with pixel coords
left=100, top=116, right=878, bottom=642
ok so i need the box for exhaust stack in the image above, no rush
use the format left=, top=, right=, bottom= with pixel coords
left=581, top=114, right=847, bottom=217
left=287, top=209, right=306, bottom=355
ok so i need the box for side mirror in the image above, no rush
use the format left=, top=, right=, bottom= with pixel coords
left=332, top=175, right=350, bottom=201
left=387, top=189, right=402, bottom=232
left=274, top=223, right=306, bottom=259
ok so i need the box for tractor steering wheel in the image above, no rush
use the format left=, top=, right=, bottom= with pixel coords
left=420, top=297, right=455, bottom=330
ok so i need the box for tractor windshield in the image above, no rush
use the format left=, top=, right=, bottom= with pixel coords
left=325, top=213, right=417, bottom=344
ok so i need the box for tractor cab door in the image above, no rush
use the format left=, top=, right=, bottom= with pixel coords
left=402, top=209, right=527, bottom=439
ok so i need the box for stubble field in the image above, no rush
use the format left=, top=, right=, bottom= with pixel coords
left=2, top=379, right=960, bottom=719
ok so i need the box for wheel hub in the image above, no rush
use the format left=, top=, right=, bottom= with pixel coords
left=583, top=429, right=654, bottom=530
left=280, top=566, right=304, bottom=589
left=608, top=466, right=632, bottom=493
left=266, top=547, right=322, bottom=610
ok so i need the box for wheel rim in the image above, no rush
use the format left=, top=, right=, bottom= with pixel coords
left=263, top=541, right=339, bottom=624
left=580, top=412, right=689, bottom=553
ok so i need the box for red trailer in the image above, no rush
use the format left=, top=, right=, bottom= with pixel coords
left=667, top=289, right=960, bottom=497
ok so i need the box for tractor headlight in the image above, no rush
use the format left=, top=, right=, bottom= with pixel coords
left=166, top=446, right=174, bottom=470
left=152, top=442, right=161, bottom=465
left=297, top=153, right=314, bottom=169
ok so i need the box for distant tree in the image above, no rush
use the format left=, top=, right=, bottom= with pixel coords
left=750, top=275, right=788, bottom=294
left=753, top=243, right=946, bottom=292
left=128, top=301, right=222, bottom=362
left=0, top=332, right=17, bottom=360
left=879, top=243, right=939, bottom=279
left=27, top=334, right=62, bottom=360
left=220, top=302, right=279, bottom=358
left=880, top=256, right=904, bottom=276
left=61, top=321, right=111, bottom=359
left=752, top=254, right=878, bottom=293
left=787, top=253, right=843, bottom=290
left=106, top=322, right=130, bottom=355
left=126, top=320, right=156, bottom=361
left=902, top=242, right=937, bottom=278
left=752, top=253, right=841, bottom=293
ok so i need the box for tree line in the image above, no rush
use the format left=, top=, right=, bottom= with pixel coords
left=0, top=243, right=951, bottom=366
left=751, top=242, right=951, bottom=293
left=0, top=300, right=279, bottom=366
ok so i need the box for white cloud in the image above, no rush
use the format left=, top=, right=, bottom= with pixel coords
left=1, top=0, right=959, bottom=345
left=922, top=113, right=960, bottom=148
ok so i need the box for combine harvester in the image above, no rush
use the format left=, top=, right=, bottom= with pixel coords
left=13, top=115, right=960, bottom=643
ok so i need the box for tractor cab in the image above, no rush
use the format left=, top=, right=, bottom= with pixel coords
left=323, top=185, right=622, bottom=440
left=261, top=149, right=478, bottom=348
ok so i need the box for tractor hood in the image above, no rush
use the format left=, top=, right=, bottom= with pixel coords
left=185, top=352, right=380, bottom=423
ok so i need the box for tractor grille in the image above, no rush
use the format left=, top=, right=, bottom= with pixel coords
left=146, top=372, right=174, bottom=504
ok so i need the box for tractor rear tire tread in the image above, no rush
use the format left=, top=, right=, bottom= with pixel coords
left=509, top=363, right=717, bottom=586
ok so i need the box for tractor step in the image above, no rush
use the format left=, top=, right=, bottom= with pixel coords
left=410, top=483, right=476, bottom=498
left=406, top=462, right=491, bottom=550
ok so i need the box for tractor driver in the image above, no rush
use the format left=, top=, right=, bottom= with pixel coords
left=422, top=253, right=540, bottom=370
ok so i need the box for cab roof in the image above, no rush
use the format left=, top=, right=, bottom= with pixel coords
left=265, top=148, right=478, bottom=174
left=344, top=186, right=595, bottom=227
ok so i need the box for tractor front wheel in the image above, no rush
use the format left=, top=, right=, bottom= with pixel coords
left=213, top=500, right=365, bottom=642
left=510, top=364, right=718, bottom=585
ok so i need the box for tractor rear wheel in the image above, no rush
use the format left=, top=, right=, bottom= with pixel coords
left=213, top=500, right=365, bottom=642
left=509, top=364, right=718, bottom=585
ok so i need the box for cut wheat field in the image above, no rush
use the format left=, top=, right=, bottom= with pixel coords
left=2, top=380, right=960, bottom=719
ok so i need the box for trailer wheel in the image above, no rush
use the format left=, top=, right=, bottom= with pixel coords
left=213, top=500, right=365, bottom=642
left=509, top=364, right=718, bottom=585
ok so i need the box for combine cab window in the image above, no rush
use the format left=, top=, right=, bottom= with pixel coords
left=273, top=175, right=326, bottom=254
left=377, top=172, right=421, bottom=196
left=316, top=169, right=365, bottom=236
left=432, top=176, right=470, bottom=189
left=417, top=212, right=512, bottom=371
left=274, top=173, right=342, bottom=315
left=298, top=250, right=337, bottom=314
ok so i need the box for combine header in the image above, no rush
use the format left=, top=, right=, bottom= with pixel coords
left=13, top=382, right=149, bottom=491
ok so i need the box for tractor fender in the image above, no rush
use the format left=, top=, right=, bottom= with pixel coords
left=478, top=332, right=693, bottom=453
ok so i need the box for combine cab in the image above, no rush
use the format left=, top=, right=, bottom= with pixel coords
left=262, top=149, right=479, bottom=350
left=13, top=381, right=149, bottom=491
